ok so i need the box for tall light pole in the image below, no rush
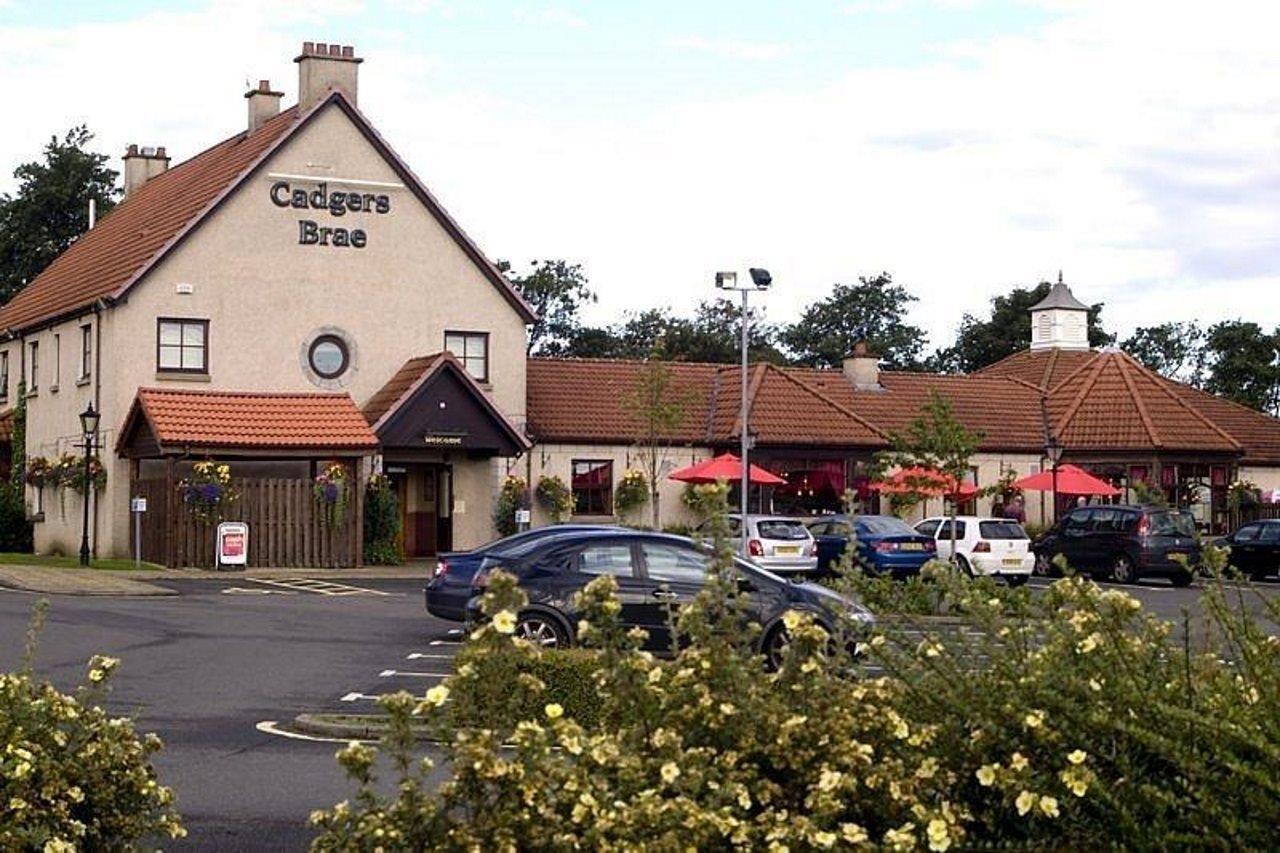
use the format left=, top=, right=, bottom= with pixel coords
left=78, top=402, right=101, bottom=567
left=716, top=268, right=771, bottom=557
left=1045, top=435, right=1064, bottom=525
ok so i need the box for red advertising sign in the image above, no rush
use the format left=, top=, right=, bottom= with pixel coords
left=216, top=522, right=249, bottom=567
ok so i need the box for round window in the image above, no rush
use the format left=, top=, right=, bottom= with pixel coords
left=308, top=335, right=350, bottom=379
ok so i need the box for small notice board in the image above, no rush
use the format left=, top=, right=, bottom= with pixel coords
left=216, top=522, right=249, bottom=570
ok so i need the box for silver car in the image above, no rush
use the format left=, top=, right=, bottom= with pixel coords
left=701, top=514, right=819, bottom=574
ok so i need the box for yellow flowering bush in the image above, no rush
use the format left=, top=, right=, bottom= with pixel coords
left=312, top=500, right=1280, bottom=849
left=1, top=605, right=183, bottom=849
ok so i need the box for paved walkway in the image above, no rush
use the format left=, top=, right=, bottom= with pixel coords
left=0, top=562, right=433, bottom=597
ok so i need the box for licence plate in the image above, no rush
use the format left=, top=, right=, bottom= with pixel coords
left=775, top=545, right=800, bottom=555
left=900, top=543, right=924, bottom=551
left=1002, top=557, right=1023, bottom=567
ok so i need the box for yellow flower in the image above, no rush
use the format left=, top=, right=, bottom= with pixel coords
left=1039, top=795, right=1060, bottom=817
left=1067, top=749, right=1087, bottom=765
left=814, top=831, right=837, bottom=848
left=1023, top=710, right=1045, bottom=729
left=975, top=764, right=998, bottom=787
left=1015, top=790, right=1036, bottom=815
left=545, top=703, right=564, bottom=720
left=818, top=768, right=843, bottom=792
left=926, top=818, right=951, bottom=851
left=1089, top=678, right=1104, bottom=692
left=841, top=823, right=869, bottom=844
left=424, top=685, right=450, bottom=707
left=1076, top=633, right=1100, bottom=654
left=660, top=762, right=681, bottom=784
left=1061, top=769, right=1089, bottom=797
left=1010, top=752, right=1029, bottom=771
left=492, top=610, right=517, bottom=634
left=782, top=610, right=803, bottom=631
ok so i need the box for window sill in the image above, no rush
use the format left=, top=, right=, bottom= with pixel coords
left=76, top=376, right=91, bottom=387
left=155, top=371, right=211, bottom=382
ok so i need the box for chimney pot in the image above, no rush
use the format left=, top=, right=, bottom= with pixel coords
left=294, top=40, right=363, bottom=110
left=245, top=78, right=284, bottom=132
left=843, top=340, right=883, bottom=391
left=122, top=144, right=170, bottom=197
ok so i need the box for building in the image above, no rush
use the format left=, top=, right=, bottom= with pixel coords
left=0, top=43, right=533, bottom=565
left=524, top=279, right=1280, bottom=532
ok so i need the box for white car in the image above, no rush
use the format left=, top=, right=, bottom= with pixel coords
left=699, top=514, right=819, bottom=574
left=914, top=516, right=1033, bottom=585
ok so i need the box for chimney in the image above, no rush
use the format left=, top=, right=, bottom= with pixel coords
left=294, top=41, right=361, bottom=111
left=122, top=144, right=170, bottom=197
left=842, top=340, right=883, bottom=391
left=245, top=79, right=284, bottom=132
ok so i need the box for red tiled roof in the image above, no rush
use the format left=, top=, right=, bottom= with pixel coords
left=363, top=354, right=441, bottom=427
left=0, top=109, right=300, bottom=332
left=117, top=388, right=377, bottom=454
left=1168, top=384, right=1280, bottom=464
left=976, top=347, right=1098, bottom=390
left=0, top=93, right=535, bottom=333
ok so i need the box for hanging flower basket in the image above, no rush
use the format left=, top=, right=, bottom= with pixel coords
left=614, top=468, right=649, bottom=516
left=24, top=456, right=52, bottom=489
left=536, top=475, right=574, bottom=523
left=313, top=462, right=351, bottom=528
left=180, top=461, right=238, bottom=524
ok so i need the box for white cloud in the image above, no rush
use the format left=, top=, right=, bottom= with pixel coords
left=669, top=36, right=791, bottom=61
left=512, top=6, right=587, bottom=28
left=4, top=1, right=1280, bottom=350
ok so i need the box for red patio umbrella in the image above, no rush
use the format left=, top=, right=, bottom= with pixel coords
left=871, top=466, right=978, bottom=500
left=1013, top=464, right=1120, bottom=496
left=668, top=453, right=786, bottom=486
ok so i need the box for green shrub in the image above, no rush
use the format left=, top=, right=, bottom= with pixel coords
left=493, top=475, right=527, bottom=537
left=827, top=559, right=1037, bottom=617
left=361, top=474, right=401, bottom=565
left=535, top=475, right=574, bottom=522
left=1, top=605, right=183, bottom=848
left=0, top=482, right=32, bottom=552
left=312, top=504, right=1280, bottom=850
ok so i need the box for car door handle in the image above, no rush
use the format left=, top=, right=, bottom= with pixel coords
left=651, top=589, right=677, bottom=600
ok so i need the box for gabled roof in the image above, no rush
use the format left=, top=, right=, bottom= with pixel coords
left=116, top=388, right=377, bottom=456
left=1030, top=280, right=1089, bottom=312
left=364, top=352, right=530, bottom=454
left=0, top=92, right=535, bottom=333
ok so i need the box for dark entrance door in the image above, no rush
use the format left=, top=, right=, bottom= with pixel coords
left=397, top=463, right=454, bottom=558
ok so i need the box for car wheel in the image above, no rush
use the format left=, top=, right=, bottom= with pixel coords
left=1170, top=570, right=1194, bottom=588
left=1033, top=553, right=1058, bottom=577
left=514, top=612, right=569, bottom=648
left=1111, top=554, right=1138, bottom=585
left=1007, top=574, right=1029, bottom=588
left=955, top=555, right=975, bottom=578
left=763, top=624, right=791, bottom=671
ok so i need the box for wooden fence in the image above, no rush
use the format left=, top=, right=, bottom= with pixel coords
left=133, top=478, right=360, bottom=568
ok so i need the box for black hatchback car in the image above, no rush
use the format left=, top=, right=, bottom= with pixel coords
left=1031, top=504, right=1198, bottom=585
left=1221, top=520, right=1280, bottom=580
left=461, top=529, right=875, bottom=665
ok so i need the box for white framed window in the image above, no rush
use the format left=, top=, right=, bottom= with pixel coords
left=444, top=331, right=489, bottom=382
left=80, top=324, right=92, bottom=380
left=28, top=341, right=38, bottom=392
left=157, top=318, right=208, bottom=373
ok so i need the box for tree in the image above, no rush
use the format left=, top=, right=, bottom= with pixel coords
left=556, top=300, right=787, bottom=365
left=877, top=392, right=983, bottom=560
left=624, top=346, right=689, bottom=527
left=1202, top=321, right=1280, bottom=414
left=780, top=273, right=926, bottom=370
left=931, top=281, right=1112, bottom=373
left=501, top=259, right=596, bottom=355
left=0, top=126, right=118, bottom=306
left=1122, top=322, right=1205, bottom=385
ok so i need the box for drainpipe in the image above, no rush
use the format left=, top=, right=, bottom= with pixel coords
left=91, top=299, right=105, bottom=557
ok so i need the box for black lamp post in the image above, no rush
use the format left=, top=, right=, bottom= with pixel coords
left=78, top=402, right=101, bottom=567
left=1045, top=435, right=1064, bottom=523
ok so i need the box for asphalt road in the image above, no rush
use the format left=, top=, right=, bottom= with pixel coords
left=0, top=572, right=1276, bottom=850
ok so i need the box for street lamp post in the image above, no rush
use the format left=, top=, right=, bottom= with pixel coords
left=1045, top=435, right=1064, bottom=525
left=78, top=402, right=101, bottom=567
left=716, top=268, right=771, bottom=557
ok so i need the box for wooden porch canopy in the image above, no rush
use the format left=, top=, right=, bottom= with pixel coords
left=364, top=352, right=530, bottom=456
left=117, top=388, right=378, bottom=459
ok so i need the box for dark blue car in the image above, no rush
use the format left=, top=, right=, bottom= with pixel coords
left=806, top=515, right=937, bottom=578
left=426, top=524, right=619, bottom=621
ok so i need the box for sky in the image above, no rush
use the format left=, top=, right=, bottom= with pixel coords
left=2, top=0, right=1279, bottom=352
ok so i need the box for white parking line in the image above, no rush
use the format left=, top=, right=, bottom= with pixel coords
left=256, top=720, right=375, bottom=744
left=339, top=692, right=383, bottom=703
left=221, top=587, right=296, bottom=595
left=407, top=652, right=455, bottom=661
left=246, top=577, right=393, bottom=597
left=379, top=669, right=450, bottom=679
left=428, top=639, right=462, bottom=646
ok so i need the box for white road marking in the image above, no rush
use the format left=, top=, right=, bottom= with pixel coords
left=379, top=669, right=450, bottom=679
left=246, top=577, right=393, bottom=597
left=447, top=628, right=463, bottom=635
left=256, top=720, right=375, bottom=744
left=339, top=692, right=383, bottom=702
left=221, top=587, right=296, bottom=595
left=407, top=652, right=455, bottom=661
left=428, top=639, right=462, bottom=646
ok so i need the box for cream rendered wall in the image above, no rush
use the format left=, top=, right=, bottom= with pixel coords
left=523, top=443, right=713, bottom=529
left=21, top=314, right=101, bottom=556
left=88, top=103, right=527, bottom=557
left=451, top=457, right=503, bottom=547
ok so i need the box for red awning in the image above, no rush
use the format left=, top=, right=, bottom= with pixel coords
left=669, top=453, right=786, bottom=486
left=1013, top=464, right=1121, bottom=496
left=871, top=466, right=977, bottom=499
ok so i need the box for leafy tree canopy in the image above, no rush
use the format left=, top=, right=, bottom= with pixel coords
left=931, top=281, right=1112, bottom=373
left=780, top=273, right=926, bottom=370
left=556, top=299, right=787, bottom=364
left=1122, top=321, right=1205, bottom=386
left=502, top=259, right=597, bottom=355
left=1202, top=320, right=1280, bottom=415
left=0, top=126, right=118, bottom=306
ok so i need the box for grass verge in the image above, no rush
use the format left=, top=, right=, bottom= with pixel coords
left=0, top=553, right=164, bottom=571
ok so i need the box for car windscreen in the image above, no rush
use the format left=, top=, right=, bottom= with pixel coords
left=755, top=520, right=809, bottom=540
left=1148, top=511, right=1196, bottom=537
left=979, top=521, right=1028, bottom=540
left=857, top=517, right=919, bottom=537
